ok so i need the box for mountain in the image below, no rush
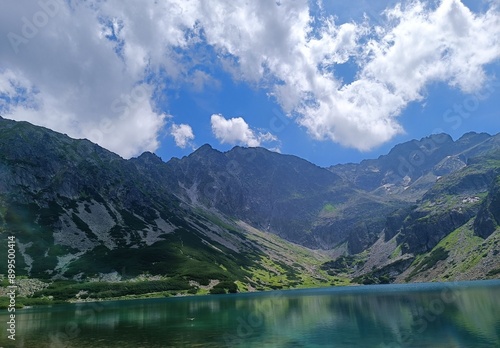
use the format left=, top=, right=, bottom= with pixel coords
left=163, top=145, right=408, bottom=253
left=0, top=117, right=498, bottom=302
left=0, top=117, right=342, bottom=300
left=328, top=132, right=493, bottom=200
left=325, top=143, right=500, bottom=284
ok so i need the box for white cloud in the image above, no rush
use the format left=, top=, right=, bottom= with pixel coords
left=0, top=1, right=168, bottom=158
left=170, top=123, right=195, bottom=149
left=378, top=0, right=499, bottom=93
left=211, top=114, right=277, bottom=147
left=0, top=0, right=498, bottom=155
left=196, top=0, right=500, bottom=151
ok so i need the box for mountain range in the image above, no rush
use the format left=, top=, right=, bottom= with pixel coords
left=0, top=116, right=498, bottom=301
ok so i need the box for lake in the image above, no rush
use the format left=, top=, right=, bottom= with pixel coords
left=1, top=280, right=499, bottom=347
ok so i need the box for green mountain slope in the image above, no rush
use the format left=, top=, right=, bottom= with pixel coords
left=0, top=118, right=343, bottom=303
left=342, top=151, right=500, bottom=284
left=0, top=117, right=498, bottom=304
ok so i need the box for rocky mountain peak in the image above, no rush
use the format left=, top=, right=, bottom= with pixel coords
left=135, top=151, right=164, bottom=164
left=192, top=143, right=215, bottom=154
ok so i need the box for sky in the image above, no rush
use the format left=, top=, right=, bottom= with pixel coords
left=0, top=0, right=499, bottom=167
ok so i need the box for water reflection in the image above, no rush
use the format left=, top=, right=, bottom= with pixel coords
left=1, top=280, right=499, bottom=347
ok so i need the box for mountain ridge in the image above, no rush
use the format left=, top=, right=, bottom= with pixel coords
left=0, top=117, right=498, bottom=302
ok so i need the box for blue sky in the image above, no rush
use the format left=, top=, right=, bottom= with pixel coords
left=1, top=0, right=499, bottom=167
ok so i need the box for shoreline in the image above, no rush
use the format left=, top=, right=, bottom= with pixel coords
left=2, top=278, right=498, bottom=311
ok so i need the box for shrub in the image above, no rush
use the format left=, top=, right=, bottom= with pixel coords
left=209, top=288, right=226, bottom=295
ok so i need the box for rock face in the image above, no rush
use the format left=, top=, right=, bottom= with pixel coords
left=163, top=144, right=395, bottom=251
left=474, top=177, right=500, bottom=238
left=0, top=116, right=499, bottom=283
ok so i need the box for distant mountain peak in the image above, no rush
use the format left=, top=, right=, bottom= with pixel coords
left=459, top=131, right=490, bottom=138
left=388, top=133, right=453, bottom=155
left=197, top=143, right=214, bottom=151
left=190, top=143, right=219, bottom=157
left=457, top=131, right=491, bottom=143
left=136, top=151, right=163, bottom=164
left=425, top=132, right=454, bottom=143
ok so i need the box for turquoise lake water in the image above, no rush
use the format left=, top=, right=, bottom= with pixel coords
left=1, top=280, right=499, bottom=347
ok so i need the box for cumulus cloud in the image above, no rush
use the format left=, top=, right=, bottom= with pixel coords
left=362, top=0, right=500, bottom=94
left=170, top=123, right=195, bottom=149
left=211, top=114, right=277, bottom=147
left=0, top=0, right=498, bottom=155
left=0, top=1, right=169, bottom=158
left=195, top=0, right=500, bottom=150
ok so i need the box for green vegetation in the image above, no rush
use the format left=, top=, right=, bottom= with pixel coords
left=320, top=203, right=339, bottom=216
left=0, top=296, right=64, bottom=309
left=353, top=258, right=413, bottom=285
left=32, top=278, right=194, bottom=301
left=119, top=209, right=147, bottom=230
left=193, top=209, right=241, bottom=234
left=486, top=268, right=500, bottom=277
left=247, top=257, right=294, bottom=290
left=71, top=213, right=96, bottom=240
left=208, top=287, right=226, bottom=295
left=320, top=255, right=366, bottom=276
left=389, top=245, right=402, bottom=259
left=63, top=228, right=254, bottom=287
left=209, top=281, right=238, bottom=294
left=406, top=247, right=449, bottom=280
left=239, top=223, right=352, bottom=290
left=423, top=221, right=498, bottom=280
left=323, top=204, right=336, bottom=213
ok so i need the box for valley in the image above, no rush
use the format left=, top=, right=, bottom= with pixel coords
left=0, top=117, right=498, bottom=306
